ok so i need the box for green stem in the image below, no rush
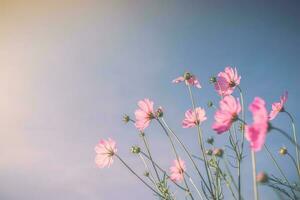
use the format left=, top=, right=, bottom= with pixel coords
left=251, top=151, right=258, bottom=200
left=285, top=111, right=300, bottom=176
left=115, top=154, right=164, bottom=199
left=156, top=119, right=195, bottom=200
left=141, top=133, right=161, bottom=182
left=140, top=151, right=188, bottom=192
left=271, top=127, right=300, bottom=150
left=160, top=118, right=213, bottom=195
left=264, top=144, right=297, bottom=199
left=187, top=84, right=215, bottom=199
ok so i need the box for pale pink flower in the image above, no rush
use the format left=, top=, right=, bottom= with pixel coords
left=182, top=107, right=207, bottom=128
left=214, top=67, right=241, bottom=96
left=245, top=97, right=269, bottom=152
left=170, top=158, right=186, bottom=182
left=212, top=95, right=241, bottom=134
left=172, top=72, right=201, bottom=88
left=135, top=99, right=155, bottom=131
left=95, top=138, right=117, bottom=168
left=269, top=91, right=288, bottom=120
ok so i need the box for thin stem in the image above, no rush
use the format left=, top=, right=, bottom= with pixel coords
left=187, top=84, right=215, bottom=199
left=141, top=133, right=161, bottom=182
left=156, top=119, right=195, bottom=200
left=271, top=127, right=300, bottom=150
left=160, top=117, right=213, bottom=195
left=140, top=151, right=188, bottom=192
left=251, top=151, right=258, bottom=200
left=287, top=152, right=300, bottom=178
left=186, top=174, right=204, bottom=200
left=115, top=154, right=164, bottom=198
left=138, top=153, right=162, bottom=193
left=264, top=144, right=297, bottom=199
left=223, top=155, right=239, bottom=191
left=285, top=111, right=300, bottom=176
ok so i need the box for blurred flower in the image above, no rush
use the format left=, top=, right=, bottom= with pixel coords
left=172, top=72, right=201, bottom=88
left=213, top=148, right=224, bottom=157
left=135, top=99, right=155, bottom=131
left=170, top=158, right=186, bottom=182
left=256, top=172, right=268, bottom=183
left=269, top=91, right=288, bottom=120
left=245, top=97, right=269, bottom=152
left=279, top=147, right=287, bottom=155
left=182, top=107, right=207, bottom=128
left=214, top=67, right=241, bottom=96
left=95, top=138, right=117, bottom=168
left=212, top=95, right=241, bottom=134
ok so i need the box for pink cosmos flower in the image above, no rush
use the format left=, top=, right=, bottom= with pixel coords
left=212, top=95, right=241, bottom=134
left=245, top=97, right=269, bottom=152
left=214, top=67, right=241, bottom=96
left=170, top=158, right=186, bottom=182
left=135, top=99, right=155, bottom=131
left=172, top=72, right=201, bottom=88
left=95, top=138, right=117, bottom=168
left=269, top=91, right=288, bottom=120
left=182, top=107, right=207, bottom=128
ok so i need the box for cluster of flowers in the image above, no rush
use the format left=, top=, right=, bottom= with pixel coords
left=94, top=67, right=298, bottom=200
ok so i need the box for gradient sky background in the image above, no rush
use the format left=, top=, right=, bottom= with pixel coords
left=1, top=0, right=300, bottom=199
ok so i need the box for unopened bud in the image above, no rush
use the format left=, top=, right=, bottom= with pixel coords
left=279, top=147, right=287, bottom=155
left=206, top=137, right=214, bottom=145
left=123, top=115, right=130, bottom=123
left=209, top=76, right=217, bottom=84
left=130, top=145, right=141, bottom=154
left=155, top=107, right=164, bottom=118
left=256, top=172, right=268, bottom=183
left=213, top=148, right=224, bottom=157
left=238, top=123, right=245, bottom=132
left=207, top=101, right=213, bottom=108
left=206, top=149, right=213, bottom=156
left=144, top=171, right=150, bottom=177
left=184, top=72, right=192, bottom=80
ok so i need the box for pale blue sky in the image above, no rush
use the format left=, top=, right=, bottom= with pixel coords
left=0, top=0, right=300, bottom=199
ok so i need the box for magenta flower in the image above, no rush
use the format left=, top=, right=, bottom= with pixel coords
left=214, top=67, right=241, bottom=96
left=269, top=91, right=288, bottom=120
left=95, top=138, right=117, bottom=168
left=170, top=158, right=186, bottom=182
left=135, top=98, right=155, bottom=131
left=245, top=97, right=269, bottom=152
left=182, top=107, right=207, bottom=128
left=172, top=72, right=201, bottom=88
left=212, top=95, right=241, bottom=134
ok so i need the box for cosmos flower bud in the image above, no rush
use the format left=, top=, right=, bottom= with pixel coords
left=213, top=148, right=224, bottom=157
left=207, top=101, right=213, bottom=108
left=238, top=123, right=245, bottom=132
left=139, top=132, right=145, bottom=137
left=205, top=149, right=213, bottom=156
left=209, top=76, right=217, bottom=84
left=155, top=107, right=164, bottom=118
left=184, top=72, right=192, bottom=80
left=279, top=147, right=287, bottom=155
left=123, top=114, right=130, bottom=123
left=256, top=172, right=268, bottom=183
left=130, top=145, right=141, bottom=154
left=206, top=137, right=214, bottom=145
left=144, top=171, right=150, bottom=177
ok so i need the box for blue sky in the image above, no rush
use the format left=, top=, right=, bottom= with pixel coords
left=0, top=0, right=300, bottom=199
